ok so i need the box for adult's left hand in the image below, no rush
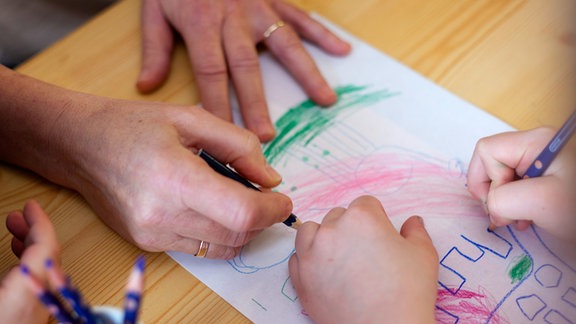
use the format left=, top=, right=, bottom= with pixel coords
left=137, top=0, right=351, bottom=142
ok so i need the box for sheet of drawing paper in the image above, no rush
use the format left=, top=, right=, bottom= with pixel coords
left=168, top=14, right=576, bottom=323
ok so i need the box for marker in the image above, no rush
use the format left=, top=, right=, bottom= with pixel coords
left=489, top=110, right=576, bottom=230
left=197, top=149, right=302, bottom=229
left=123, top=256, right=145, bottom=324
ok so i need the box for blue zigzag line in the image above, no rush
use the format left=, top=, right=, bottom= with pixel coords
left=437, top=228, right=514, bottom=322
left=438, top=229, right=513, bottom=295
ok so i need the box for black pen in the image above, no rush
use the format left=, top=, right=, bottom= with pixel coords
left=197, top=149, right=301, bottom=229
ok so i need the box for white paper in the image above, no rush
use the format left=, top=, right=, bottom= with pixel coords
left=168, top=15, right=576, bottom=323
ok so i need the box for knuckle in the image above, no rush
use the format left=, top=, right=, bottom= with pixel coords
left=131, top=234, right=160, bottom=252
left=194, top=60, right=228, bottom=81
left=242, top=131, right=262, bottom=152
left=228, top=203, right=257, bottom=232
left=126, top=210, right=165, bottom=251
left=228, top=48, right=260, bottom=71
left=227, top=231, right=251, bottom=248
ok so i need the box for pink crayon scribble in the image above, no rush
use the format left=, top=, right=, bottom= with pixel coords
left=285, top=148, right=485, bottom=223
left=436, top=286, right=509, bottom=324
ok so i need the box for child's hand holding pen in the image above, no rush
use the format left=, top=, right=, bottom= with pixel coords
left=467, top=123, right=576, bottom=242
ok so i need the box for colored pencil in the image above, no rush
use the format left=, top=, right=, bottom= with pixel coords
left=123, top=256, right=145, bottom=324
left=45, top=258, right=96, bottom=324
left=523, top=110, right=576, bottom=178
left=197, top=149, right=302, bottom=229
left=20, top=265, right=77, bottom=324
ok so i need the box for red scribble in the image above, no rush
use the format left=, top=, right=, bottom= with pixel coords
left=436, top=286, right=509, bottom=324
left=285, top=149, right=485, bottom=222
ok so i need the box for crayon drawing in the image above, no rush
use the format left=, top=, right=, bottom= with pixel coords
left=168, top=15, right=576, bottom=323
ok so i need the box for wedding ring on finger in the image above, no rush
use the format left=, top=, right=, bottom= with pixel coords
left=263, top=20, right=286, bottom=39
left=195, top=240, right=210, bottom=258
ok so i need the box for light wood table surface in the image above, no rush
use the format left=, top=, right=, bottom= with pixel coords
left=1, top=0, right=575, bottom=322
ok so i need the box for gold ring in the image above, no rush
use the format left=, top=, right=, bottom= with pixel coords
left=263, top=20, right=286, bottom=39
left=195, top=240, right=210, bottom=258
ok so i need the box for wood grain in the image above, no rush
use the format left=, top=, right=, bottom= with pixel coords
left=1, top=0, right=574, bottom=322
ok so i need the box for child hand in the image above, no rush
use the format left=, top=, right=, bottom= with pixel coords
left=288, top=196, right=438, bottom=323
left=467, top=127, right=576, bottom=241
left=1, top=200, right=60, bottom=323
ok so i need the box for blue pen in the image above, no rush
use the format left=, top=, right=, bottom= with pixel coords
left=523, top=110, right=576, bottom=178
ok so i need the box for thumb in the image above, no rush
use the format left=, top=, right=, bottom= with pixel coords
left=400, top=216, right=435, bottom=251
left=487, top=176, right=564, bottom=227
left=136, top=0, right=174, bottom=93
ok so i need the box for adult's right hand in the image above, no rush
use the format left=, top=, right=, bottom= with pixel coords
left=0, top=65, right=293, bottom=259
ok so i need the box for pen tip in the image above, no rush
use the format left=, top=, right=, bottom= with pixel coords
left=488, top=222, right=497, bottom=231
left=291, top=218, right=302, bottom=230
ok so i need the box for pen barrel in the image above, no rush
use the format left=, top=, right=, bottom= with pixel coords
left=198, top=149, right=301, bottom=228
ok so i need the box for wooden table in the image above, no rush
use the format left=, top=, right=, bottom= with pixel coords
left=1, top=0, right=574, bottom=322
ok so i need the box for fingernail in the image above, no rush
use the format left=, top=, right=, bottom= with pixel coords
left=259, top=126, right=276, bottom=142
left=319, top=87, right=338, bottom=106
left=414, top=215, right=424, bottom=225
left=266, top=164, right=282, bottom=183
left=45, top=258, right=54, bottom=268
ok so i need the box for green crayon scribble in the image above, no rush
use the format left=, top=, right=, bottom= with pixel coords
left=508, top=254, right=532, bottom=284
left=263, top=84, right=399, bottom=165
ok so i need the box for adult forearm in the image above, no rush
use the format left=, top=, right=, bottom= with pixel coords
left=0, top=65, right=94, bottom=190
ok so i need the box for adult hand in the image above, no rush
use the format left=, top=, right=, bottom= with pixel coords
left=64, top=97, right=294, bottom=259
left=137, top=0, right=351, bottom=142
left=289, top=196, right=438, bottom=323
left=467, top=127, right=576, bottom=242
left=1, top=66, right=293, bottom=259
left=2, top=200, right=60, bottom=323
